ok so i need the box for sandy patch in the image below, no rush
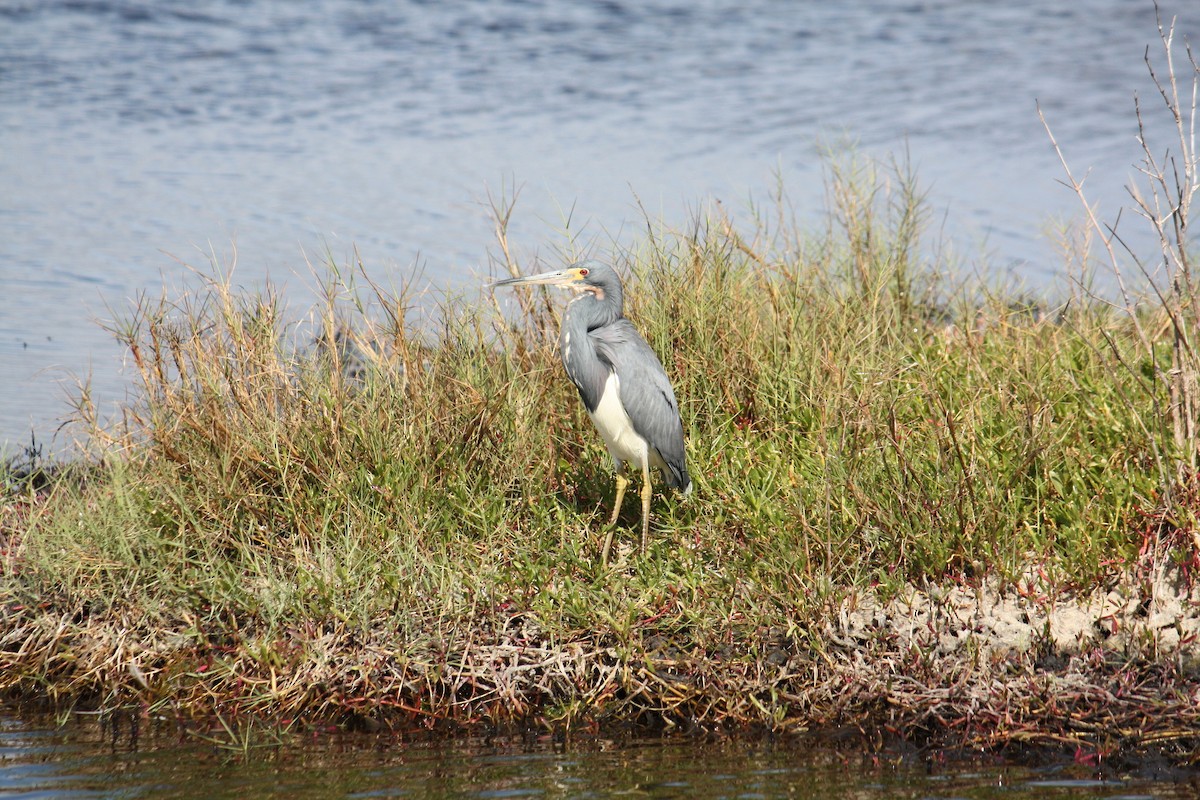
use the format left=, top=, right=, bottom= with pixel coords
left=833, top=555, right=1200, bottom=663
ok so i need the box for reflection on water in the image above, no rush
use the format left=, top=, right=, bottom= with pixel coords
left=2, top=0, right=1199, bottom=450
left=1, top=713, right=1196, bottom=799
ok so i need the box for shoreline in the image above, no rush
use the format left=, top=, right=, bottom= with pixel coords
left=3, top=549, right=1198, bottom=767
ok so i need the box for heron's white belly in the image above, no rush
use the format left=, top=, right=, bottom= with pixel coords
left=589, top=373, right=648, bottom=468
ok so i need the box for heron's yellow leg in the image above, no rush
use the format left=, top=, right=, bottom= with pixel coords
left=600, top=529, right=615, bottom=567
left=609, top=468, right=629, bottom=526
left=640, top=460, right=653, bottom=554
left=601, top=468, right=630, bottom=566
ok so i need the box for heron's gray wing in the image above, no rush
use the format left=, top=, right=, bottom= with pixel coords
left=591, top=321, right=690, bottom=490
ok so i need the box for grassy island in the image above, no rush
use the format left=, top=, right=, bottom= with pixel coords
left=4, top=22, right=1200, bottom=769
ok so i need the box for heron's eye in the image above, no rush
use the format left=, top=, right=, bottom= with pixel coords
left=579, top=268, right=589, bottom=276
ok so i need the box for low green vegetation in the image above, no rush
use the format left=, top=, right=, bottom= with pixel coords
left=0, top=155, right=1177, bottom=649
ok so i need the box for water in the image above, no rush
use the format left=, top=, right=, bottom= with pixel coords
left=2, top=0, right=1199, bottom=452
left=1, top=713, right=1197, bottom=799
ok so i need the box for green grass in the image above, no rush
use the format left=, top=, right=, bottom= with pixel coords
left=8, top=161, right=1168, bottom=623
left=0, top=156, right=1184, bottom=731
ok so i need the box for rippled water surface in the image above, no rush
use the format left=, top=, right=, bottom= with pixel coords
left=2, top=0, right=1200, bottom=449
left=2, top=714, right=1198, bottom=799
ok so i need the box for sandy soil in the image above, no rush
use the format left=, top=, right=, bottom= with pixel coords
left=834, top=553, right=1200, bottom=663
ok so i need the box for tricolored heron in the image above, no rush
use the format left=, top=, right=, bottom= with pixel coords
left=493, top=260, right=691, bottom=564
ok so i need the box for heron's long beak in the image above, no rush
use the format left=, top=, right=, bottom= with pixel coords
left=490, top=268, right=583, bottom=290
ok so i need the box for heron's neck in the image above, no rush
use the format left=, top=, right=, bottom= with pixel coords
left=560, top=293, right=618, bottom=411
left=560, top=292, right=616, bottom=377
left=565, top=290, right=621, bottom=333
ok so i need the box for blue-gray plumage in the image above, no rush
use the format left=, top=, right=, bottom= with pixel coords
left=492, top=260, right=691, bottom=563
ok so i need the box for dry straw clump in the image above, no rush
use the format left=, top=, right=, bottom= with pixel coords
left=2, top=563, right=1200, bottom=765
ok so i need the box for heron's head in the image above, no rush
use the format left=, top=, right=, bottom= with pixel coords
left=491, top=260, right=622, bottom=304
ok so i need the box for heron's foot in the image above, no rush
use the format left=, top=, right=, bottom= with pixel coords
left=599, top=531, right=637, bottom=570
